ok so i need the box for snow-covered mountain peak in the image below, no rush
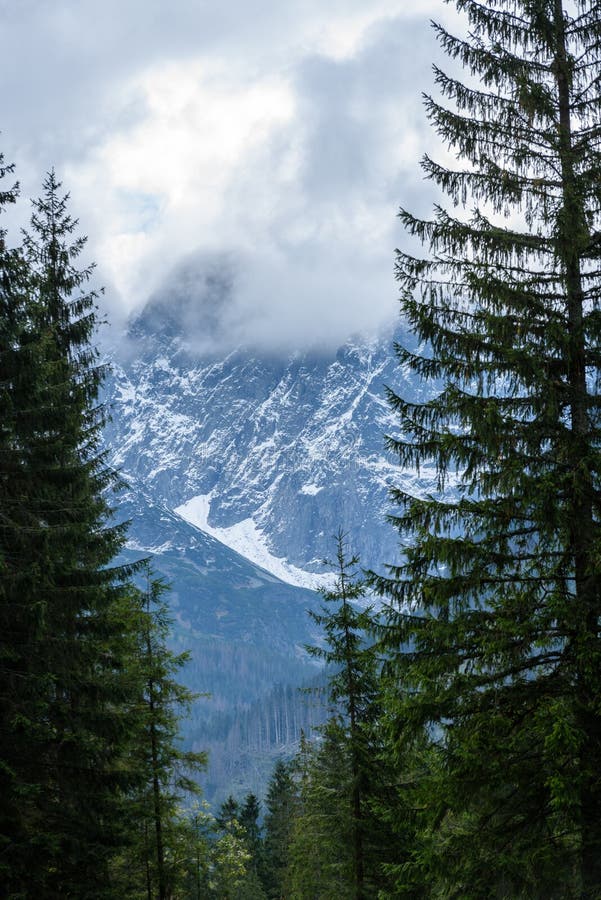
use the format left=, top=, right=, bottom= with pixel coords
left=104, top=312, right=442, bottom=585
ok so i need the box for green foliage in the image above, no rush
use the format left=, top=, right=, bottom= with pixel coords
left=239, top=793, right=265, bottom=881
left=374, top=1, right=601, bottom=896
left=263, top=759, right=298, bottom=899
left=216, top=795, right=240, bottom=829
left=285, top=535, right=396, bottom=898
left=286, top=726, right=355, bottom=899
left=0, top=170, right=146, bottom=897
left=113, top=566, right=207, bottom=899
left=183, top=800, right=267, bottom=900
left=308, top=531, right=379, bottom=723
left=307, top=533, right=380, bottom=898
left=0, top=168, right=209, bottom=899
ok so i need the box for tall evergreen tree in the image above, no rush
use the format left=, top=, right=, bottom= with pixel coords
left=0, top=153, right=37, bottom=895
left=239, top=794, right=261, bottom=846
left=217, top=796, right=241, bottom=833
left=306, top=531, right=382, bottom=899
left=0, top=171, right=144, bottom=897
left=239, top=794, right=264, bottom=879
left=263, top=759, right=298, bottom=899
left=286, top=724, right=355, bottom=899
left=123, top=567, right=206, bottom=900
left=374, top=2, right=601, bottom=897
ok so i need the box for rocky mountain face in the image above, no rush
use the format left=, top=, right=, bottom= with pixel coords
left=105, top=295, right=437, bottom=588
left=101, top=279, right=440, bottom=802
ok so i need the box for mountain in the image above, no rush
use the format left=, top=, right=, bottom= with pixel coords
left=105, top=299, right=439, bottom=587
left=101, top=277, right=441, bottom=803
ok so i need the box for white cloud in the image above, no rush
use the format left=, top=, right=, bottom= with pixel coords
left=67, top=62, right=297, bottom=316
left=0, top=0, right=452, bottom=347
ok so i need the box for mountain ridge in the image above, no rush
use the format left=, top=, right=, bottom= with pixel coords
left=104, top=323, right=440, bottom=584
left=101, top=289, right=444, bottom=801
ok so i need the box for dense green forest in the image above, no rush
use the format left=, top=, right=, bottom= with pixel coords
left=3, top=0, right=601, bottom=897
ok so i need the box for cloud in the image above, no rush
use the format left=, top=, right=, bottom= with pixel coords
left=0, top=0, right=453, bottom=349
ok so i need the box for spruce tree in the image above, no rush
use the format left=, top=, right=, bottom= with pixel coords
left=286, top=724, right=355, bottom=899
left=374, top=2, right=601, bottom=896
left=217, top=795, right=241, bottom=833
left=0, top=153, right=37, bottom=894
left=120, top=567, right=206, bottom=900
left=0, top=171, right=143, bottom=897
left=306, top=531, right=381, bottom=899
left=239, top=794, right=264, bottom=879
left=262, top=760, right=297, bottom=899
left=239, top=794, right=261, bottom=849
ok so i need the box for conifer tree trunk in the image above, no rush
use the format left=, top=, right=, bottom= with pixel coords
left=342, top=586, right=365, bottom=899
left=553, top=3, right=601, bottom=891
left=147, top=666, right=167, bottom=900
left=132, top=569, right=206, bottom=900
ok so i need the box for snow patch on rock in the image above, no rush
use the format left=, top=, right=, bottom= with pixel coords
left=175, top=493, right=331, bottom=590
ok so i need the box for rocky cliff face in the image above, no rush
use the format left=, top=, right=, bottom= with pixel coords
left=104, top=296, right=438, bottom=586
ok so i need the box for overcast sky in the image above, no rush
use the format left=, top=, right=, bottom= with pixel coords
left=0, top=0, right=456, bottom=350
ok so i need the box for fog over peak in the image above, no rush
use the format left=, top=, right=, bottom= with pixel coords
left=0, top=1, right=454, bottom=353
left=130, top=253, right=236, bottom=344
left=124, top=250, right=398, bottom=359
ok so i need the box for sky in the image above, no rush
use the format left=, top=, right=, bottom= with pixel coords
left=0, top=0, right=455, bottom=351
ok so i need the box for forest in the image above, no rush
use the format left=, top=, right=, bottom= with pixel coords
left=2, top=0, right=601, bottom=897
